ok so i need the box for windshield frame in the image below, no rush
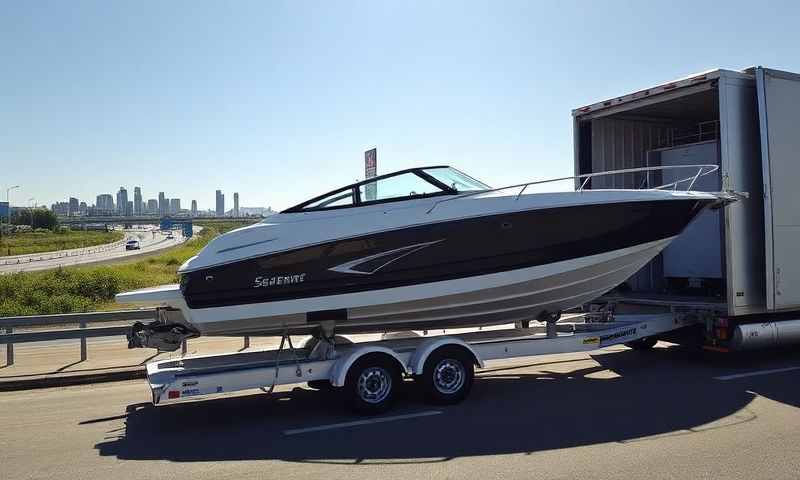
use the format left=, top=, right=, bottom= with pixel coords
left=283, top=166, right=476, bottom=213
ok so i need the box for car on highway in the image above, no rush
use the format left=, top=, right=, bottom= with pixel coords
left=125, top=239, right=141, bottom=250
left=166, top=233, right=175, bottom=240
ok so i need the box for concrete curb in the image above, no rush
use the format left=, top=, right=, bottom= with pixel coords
left=0, top=367, right=145, bottom=392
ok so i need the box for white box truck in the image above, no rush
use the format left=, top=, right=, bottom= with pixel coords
left=573, top=66, right=800, bottom=351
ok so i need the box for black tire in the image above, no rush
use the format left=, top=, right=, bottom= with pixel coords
left=625, top=336, right=658, bottom=350
left=419, top=346, right=475, bottom=405
left=344, top=354, right=402, bottom=414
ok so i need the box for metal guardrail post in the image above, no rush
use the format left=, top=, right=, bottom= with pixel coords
left=181, top=340, right=187, bottom=355
left=80, top=320, right=87, bottom=361
left=5, top=327, right=13, bottom=366
left=244, top=336, right=250, bottom=349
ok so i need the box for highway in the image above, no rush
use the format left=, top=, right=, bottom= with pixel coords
left=0, top=227, right=193, bottom=274
left=2, top=345, right=799, bottom=480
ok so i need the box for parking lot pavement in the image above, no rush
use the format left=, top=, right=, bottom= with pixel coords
left=2, top=344, right=800, bottom=480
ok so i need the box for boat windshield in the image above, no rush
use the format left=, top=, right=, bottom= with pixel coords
left=284, top=166, right=490, bottom=212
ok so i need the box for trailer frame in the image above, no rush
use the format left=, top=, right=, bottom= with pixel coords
left=144, top=312, right=690, bottom=412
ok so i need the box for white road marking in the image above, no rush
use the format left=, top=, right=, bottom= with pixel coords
left=283, top=410, right=442, bottom=435
left=713, top=366, right=800, bottom=381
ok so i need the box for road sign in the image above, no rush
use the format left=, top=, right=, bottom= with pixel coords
left=364, top=148, right=377, bottom=201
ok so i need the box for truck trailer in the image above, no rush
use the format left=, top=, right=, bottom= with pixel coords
left=573, top=66, right=800, bottom=351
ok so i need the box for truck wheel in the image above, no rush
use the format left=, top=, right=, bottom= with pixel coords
left=625, top=336, right=658, bottom=350
left=419, top=346, right=475, bottom=405
left=344, top=354, right=402, bottom=414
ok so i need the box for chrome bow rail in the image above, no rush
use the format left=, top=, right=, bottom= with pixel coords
left=426, top=164, right=719, bottom=214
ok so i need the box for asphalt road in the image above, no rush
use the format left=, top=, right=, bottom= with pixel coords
left=2, top=344, right=800, bottom=480
left=0, top=227, right=191, bottom=274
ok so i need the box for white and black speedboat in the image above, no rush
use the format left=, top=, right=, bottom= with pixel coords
left=119, top=165, right=731, bottom=350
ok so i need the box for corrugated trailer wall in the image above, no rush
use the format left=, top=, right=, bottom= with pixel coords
left=590, top=118, right=673, bottom=189
left=588, top=118, right=674, bottom=291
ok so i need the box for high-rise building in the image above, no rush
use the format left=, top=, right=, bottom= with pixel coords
left=191, top=200, right=197, bottom=217
left=79, top=202, right=88, bottom=216
left=233, top=192, right=239, bottom=217
left=133, top=187, right=142, bottom=215
left=147, top=199, right=158, bottom=214
left=158, top=192, right=166, bottom=216
left=169, top=198, right=181, bottom=214
left=126, top=201, right=133, bottom=216
left=96, top=194, right=114, bottom=213
left=215, top=190, right=224, bottom=217
left=68, top=197, right=79, bottom=216
left=116, top=187, right=128, bottom=216
left=51, top=202, right=70, bottom=216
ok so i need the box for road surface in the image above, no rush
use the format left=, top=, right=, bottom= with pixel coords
left=0, top=227, right=195, bottom=274
left=2, top=345, right=799, bottom=480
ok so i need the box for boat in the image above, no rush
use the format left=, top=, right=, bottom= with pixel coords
left=118, top=165, right=735, bottom=351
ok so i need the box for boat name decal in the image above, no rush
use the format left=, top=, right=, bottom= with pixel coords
left=254, top=273, right=306, bottom=288
left=599, top=327, right=637, bottom=343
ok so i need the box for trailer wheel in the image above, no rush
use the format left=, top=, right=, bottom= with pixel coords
left=419, top=346, right=475, bottom=405
left=625, top=336, right=658, bottom=350
left=344, top=354, right=402, bottom=414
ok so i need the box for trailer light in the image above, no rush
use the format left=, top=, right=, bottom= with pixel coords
left=168, top=390, right=180, bottom=399
left=690, top=75, right=708, bottom=82
left=662, top=83, right=677, bottom=90
left=716, top=317, right=729, bottom=327
left=717, top=327, right=728, bottom=340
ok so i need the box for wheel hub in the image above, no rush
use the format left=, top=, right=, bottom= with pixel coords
left=433, top=359, right=465, bottom=394
left=357, top=367, right=392, bottom=404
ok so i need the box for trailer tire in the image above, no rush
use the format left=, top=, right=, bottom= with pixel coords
left=625, top=336, right=658, bottom=350
left=343, top=354, right=402, bottom=414
left=419, top=346, right=475, bottom=405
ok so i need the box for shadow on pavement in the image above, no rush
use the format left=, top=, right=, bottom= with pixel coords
left=91, top=346, right=800, bottom=465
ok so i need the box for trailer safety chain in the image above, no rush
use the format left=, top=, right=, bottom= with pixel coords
left=262, top=330, right=302, bottom=395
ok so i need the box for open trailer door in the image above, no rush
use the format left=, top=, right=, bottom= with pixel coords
left=756, top=67, right=800, bottom=311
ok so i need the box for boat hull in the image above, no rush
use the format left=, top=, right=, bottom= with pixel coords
left=187, top=235, right=675, bottom=336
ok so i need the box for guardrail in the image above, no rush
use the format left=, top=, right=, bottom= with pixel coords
left=0, top=309, right=255, bottom=366
left=0, top=238, right=128, bottom=266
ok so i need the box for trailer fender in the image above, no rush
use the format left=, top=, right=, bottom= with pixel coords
left=408, top=337, right=484, bottom=376
left=329, top=346, right=408, bottom=387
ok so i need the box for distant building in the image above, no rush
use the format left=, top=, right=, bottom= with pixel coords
left=215, top=190, right=224, bottom=217
left=0, top=201, right=8, bottom=221
left=51, top=202, right=70, bottom=216
left=158, top=192, right=166, bottom=216
left=116, top=187, right=128, bottom=216
left=191, top=200, right=197, bottom=217
left=233, top=192, right=239, bottom=217
left=133, top=187, right=142, bottom=215
left=126, top=201, right=133, bottom=216
left=147, top=199, right=158, bottom=214
left=169, top=198, right=181, bottom=215
left=68, top=197, right=79, bottom=216
left=96, top=194, right=114, bottom=213
left=79, top=201, right=88, bottom=216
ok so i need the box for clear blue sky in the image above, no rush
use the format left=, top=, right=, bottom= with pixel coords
left=2, top=0, right=799, bottom=210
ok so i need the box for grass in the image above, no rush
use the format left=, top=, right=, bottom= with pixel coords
left=0, top=220, right=256, bottom=317
left=0, top=230, right=125, bottom=257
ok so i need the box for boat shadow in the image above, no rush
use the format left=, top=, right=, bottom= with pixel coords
left=92, top=346, right=800, bottom=465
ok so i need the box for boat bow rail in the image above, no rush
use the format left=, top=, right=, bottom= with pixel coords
left=426, top=164, right=722, bottom=214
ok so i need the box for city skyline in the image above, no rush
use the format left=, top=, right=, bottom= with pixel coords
left=40, top=184, right=264, bottom=218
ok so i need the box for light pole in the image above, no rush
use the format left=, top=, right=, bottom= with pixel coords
left=28, top=198, right=36, bottom=228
